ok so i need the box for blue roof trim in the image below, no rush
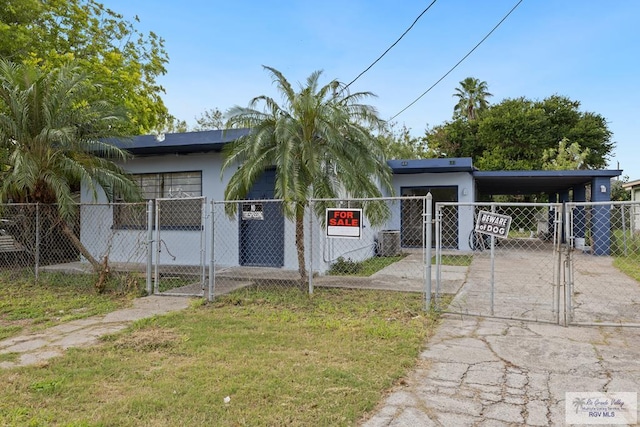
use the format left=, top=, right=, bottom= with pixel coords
left=388, top=157, right=474, bottom=174
left=473, top=170, right=622, bottom=179
left=110, top=128, right=251, bottom=155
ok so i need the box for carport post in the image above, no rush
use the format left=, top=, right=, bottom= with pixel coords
left=425, top=193, right=432, bottom=310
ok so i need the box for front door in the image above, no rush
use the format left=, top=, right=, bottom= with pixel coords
left=239, top=169, right=284, bottom=267
left=401, top=186, right=458, bottom=248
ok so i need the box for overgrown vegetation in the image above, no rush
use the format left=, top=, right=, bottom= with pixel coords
left=328, top=255, right=405, bottom=276
left=611, top=230, right=640, bottom=282
left=0, top=271, right=141, bottom=341
left=0, top=287, right=441, bottom=426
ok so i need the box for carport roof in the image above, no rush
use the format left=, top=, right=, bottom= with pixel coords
left=473, top=169, right=622, bottom=195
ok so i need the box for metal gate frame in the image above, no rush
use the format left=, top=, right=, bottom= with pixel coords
left=153, top=196, right=207, bottom=297
left=565, top=201, right=640, bottom=327
left=432, top=199, right=640, bottom=327
left=432, top=201, right=564, bottom=324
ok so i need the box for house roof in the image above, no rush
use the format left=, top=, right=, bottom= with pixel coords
left=113, top=130, right=622, bottom=196
left=110, top=128, right=250, bottom=156
left=622, top=179, right=640, bottom=190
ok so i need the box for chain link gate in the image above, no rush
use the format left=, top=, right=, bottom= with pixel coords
left=434, top=202, right=564, bottom=324
left=153, top=196, right=207, bottom=296
left=565, top=201, right=640, bottom=327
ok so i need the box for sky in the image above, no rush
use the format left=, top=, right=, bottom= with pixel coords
left=105, top=0, right=639, bottom=179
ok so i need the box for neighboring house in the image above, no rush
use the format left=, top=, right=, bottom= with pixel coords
left=623, top=179, right=640, bottom=232
left=80, top=129, right=622, bottom=271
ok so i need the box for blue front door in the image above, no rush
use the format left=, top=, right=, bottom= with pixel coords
left=239, top=170, right=284, bottom=267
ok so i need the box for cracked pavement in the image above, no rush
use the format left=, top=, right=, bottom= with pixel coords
left=361, top=316, right=640, bottom=426
left=0, top=295, right=190, bottom=369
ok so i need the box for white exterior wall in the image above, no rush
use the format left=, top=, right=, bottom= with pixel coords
left=81, top=152, right=236, bottom=267
left=391, top=172, right=475, bottom=251
left=81, top=152, right=477, bottom=270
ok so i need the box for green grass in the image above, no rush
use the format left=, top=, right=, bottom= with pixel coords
left=0, top=287, right=441, bottom=426
left=0, top=270, right=139, bottom=341
left=611, top=230, right=640, bottom=282
left=435, top=254, right=473, bottom=266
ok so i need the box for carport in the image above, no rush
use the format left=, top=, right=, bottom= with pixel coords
left=473, top=169, right=622, bottom=255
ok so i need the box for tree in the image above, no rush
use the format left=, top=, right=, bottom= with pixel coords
left=222, top=66, right=393, bottom=285
left=0, top=59, right=141, bottom=275
left=427, top=95, right=613, bottom=171
left=611, top=176, right=631, bottom=202
left=194, top=108, right=224, bottom=131
left=542, top=138, right=591, bottom=170
left=453, top=77, right=492, bottom=120
left=377, top=122, right=431, bottom=160
left=0, top=0, right=169, bottom=134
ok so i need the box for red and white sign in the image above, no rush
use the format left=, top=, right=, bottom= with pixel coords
left=326, top=208, right=362, bottom=239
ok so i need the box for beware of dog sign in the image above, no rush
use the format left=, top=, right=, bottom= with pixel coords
left=326, top=208, right=362, bottom=239
left=475, top=210, right=512, bottom=239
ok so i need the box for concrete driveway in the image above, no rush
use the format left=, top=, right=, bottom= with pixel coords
left=361, top=315, right=640, bottom=426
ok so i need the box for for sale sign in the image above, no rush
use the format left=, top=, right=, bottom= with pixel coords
left=475, top=210, right=512, bottom=239
left=326, top=208, right=362, bottom=239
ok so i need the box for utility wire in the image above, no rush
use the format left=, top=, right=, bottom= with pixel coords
left=343, top=1, right=438, bottom=91
left=389, top=0, right=524, bottom=121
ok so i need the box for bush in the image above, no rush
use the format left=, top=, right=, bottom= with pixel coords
left=328, top=257, right=363, bottom=275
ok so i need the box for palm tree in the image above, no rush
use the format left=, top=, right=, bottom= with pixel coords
left=0, top=59, right=141, bottom=273
left=222, top=66, right=394, bottom=285
left=453, top=77, right=492, bottom=120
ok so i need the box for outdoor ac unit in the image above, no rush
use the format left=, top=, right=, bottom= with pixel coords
left=378, top=230, right=400, bottom=257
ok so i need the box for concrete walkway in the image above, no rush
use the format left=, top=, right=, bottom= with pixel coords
left=0, top=295, right=190, bottom=369
left=361, top=316, right=640, bottom=426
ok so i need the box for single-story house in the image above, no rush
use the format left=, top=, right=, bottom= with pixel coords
left=80, top=129, right=622, bottom=271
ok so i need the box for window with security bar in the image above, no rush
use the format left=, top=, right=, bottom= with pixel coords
left=113, top=171, right=202, bottom=229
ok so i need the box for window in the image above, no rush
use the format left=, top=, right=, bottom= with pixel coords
left=114, top=171, right=203, bottom=229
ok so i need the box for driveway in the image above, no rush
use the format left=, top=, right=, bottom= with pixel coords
left=361, top=315, right=640, bottom=426
left=361, top=247, right=640, bottom=426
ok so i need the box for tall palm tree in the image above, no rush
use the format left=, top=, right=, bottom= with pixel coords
left=0, top=59, right=141, bottom=272
left=223, top=66, right=394, bottom=284
left=453, top=77, right=492, bottom=120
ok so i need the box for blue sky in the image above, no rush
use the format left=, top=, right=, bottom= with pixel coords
left=106, top=0, right=639, bottom=179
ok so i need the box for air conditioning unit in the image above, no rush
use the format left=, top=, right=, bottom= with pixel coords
left=378, top=230, right=400, bottom=257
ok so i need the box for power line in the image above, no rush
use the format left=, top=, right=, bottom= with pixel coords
left=389, top=0, right=524, bottom=122
left=343, top=1, right=438, bottom=91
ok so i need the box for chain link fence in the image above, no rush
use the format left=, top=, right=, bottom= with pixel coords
left=435, top=202, right=564, bottom=324
left=0, top=202, right=150, bottom=293
left=208, top=197, right=429, bottom=300
left=566, top=201, right=640, bottom=326
left=4, top=198, right=639, bottom=326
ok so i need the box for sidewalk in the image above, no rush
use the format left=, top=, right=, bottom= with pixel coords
left=361, top=315, right=640, bottom=426
left=0, top=295, right=190, bottom=369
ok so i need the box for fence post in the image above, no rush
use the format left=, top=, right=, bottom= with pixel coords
left=200, top=198, right=207, bottom=292
left=146, top=200, right=153, bottom=295
left=490, top=204, right=496, bottom=316
left=208, top=200, right=215, bottom=302
left=425, top=193, right=432, bottom=311
left=564, top=204, right=572, bottom=327
left=308, top=201, right=314, bottom=295
left=35, top=203, right=40, bottom=281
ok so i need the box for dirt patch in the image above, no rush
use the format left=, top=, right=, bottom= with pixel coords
left=113, top=326, right=182, bottom=352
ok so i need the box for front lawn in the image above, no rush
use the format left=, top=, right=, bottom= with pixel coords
left=0, top=285, right=441, bottom=426
left=0, top=270, right=137, bottom=341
